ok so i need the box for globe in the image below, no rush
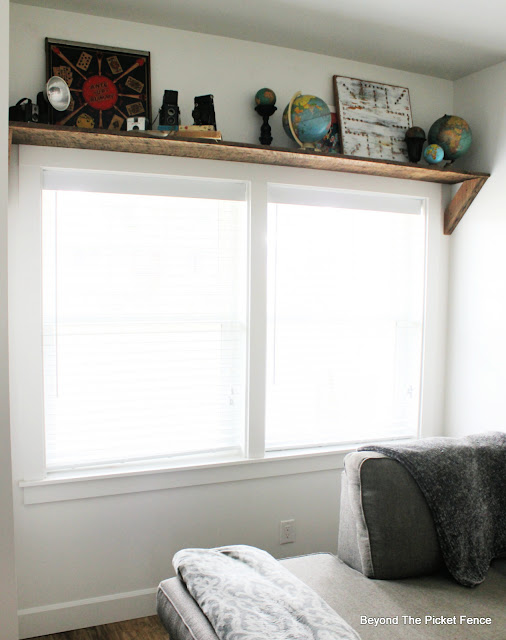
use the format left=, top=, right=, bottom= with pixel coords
left=423, top=143, right=444, bottom=164
left=282, top=94, right=331, bottom=147
left=255, top=88, right=276, bottom=106
left=428, top=115, right=472, bottom=162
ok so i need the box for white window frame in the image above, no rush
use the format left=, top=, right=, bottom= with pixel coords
left=9, top=145, right=449, bottom=504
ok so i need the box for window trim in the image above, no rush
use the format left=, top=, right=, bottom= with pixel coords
left=10, top=145, right=447, bottom=503
left=20, top=439, right=417, bottom=505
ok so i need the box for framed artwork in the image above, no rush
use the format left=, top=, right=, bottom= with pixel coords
left=333, top=75, right=412, bottom=162
left=45, top=38, right=151, bottom=131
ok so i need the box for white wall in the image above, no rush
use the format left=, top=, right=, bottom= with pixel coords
left=10, top=144, right=449, bottom=638
left=9, top=3, right=454, bottom=637
left=446, top=63, right=506, bottom=437
left=1, top=0, right=19, bottom=638
left=10, top=4, right=453, bottom=146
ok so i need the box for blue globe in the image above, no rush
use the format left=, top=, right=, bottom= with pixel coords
left=428, top=115, right=472, bottom=162
left=424, top=143, right=444, bottom=164
left=282, top=94, right=331, bottom=146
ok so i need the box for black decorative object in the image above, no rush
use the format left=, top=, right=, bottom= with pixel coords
left=9, top=98, right=40, bottom=123
left=192, top=95, right=217, bottom=130
left=405, top=126, right=426, bottom=163
left=254, top=88, right=277, bottom=146
left=255, top=103, right=277, bottom=145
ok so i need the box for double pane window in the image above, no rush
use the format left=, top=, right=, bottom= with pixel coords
left=31, top=169, right=425, bottom=474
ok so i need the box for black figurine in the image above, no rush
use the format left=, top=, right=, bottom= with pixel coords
left=405, top=126, right=426, bottom=163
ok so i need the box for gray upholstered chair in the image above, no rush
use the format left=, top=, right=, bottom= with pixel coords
left=157, top=451, right=506, bottom=640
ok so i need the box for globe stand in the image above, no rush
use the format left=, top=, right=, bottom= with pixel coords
left=255, top=104, right=277, bottom=145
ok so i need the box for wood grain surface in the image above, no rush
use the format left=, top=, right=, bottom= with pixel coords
left=9, top=122, right=490, bottom=234
left=10, top=122, right=488, bottom=185
left=26, top=615, right=169, bottom=640
left=444, top=176, right=488, bottom=235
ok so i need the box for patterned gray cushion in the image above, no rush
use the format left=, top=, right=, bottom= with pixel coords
left=158, top=553, right=506, bottom=640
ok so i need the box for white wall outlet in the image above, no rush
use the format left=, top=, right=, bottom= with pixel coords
left=279, top=519, right=296, bottom=544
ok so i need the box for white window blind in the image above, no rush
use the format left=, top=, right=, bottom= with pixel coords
left=265, top=187, right=426, bottom=450
left=268, top=184, right=424, bottom=215
left=41, top=171, right=248, bottom=471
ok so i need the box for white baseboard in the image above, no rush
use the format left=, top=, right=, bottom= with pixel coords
left=18, top=587, right=158, bottom=639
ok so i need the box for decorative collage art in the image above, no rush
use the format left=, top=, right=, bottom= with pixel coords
left=45, top=38, right=151, bottom=131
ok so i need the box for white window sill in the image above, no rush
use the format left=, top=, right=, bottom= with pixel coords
left=19, top=446, right=352, bottom=505
left=19, top=438, right=416, bottom=505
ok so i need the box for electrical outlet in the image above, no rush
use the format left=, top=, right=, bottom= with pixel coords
left=279, top=519, right=296, bottom=544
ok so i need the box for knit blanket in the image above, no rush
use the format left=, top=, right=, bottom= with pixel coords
left=173, top=545, right=361, bottom=640
left=359, top=431, right=506, bottom=587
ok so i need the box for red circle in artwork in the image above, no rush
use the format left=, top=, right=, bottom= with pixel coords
left=82, top=75, right=118, bottom=111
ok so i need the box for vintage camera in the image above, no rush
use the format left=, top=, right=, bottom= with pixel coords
left=127, top=116, right=148, bottom=131
left=158, top=90, right=180, bottom=128
left=36, top=92, right=49, bottom=124
left=192, top=94, right=216, bottom=130
left=9, top=98, right=40, bottom=123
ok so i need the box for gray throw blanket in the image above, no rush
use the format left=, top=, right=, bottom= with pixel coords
left=173, top=545, right=361, bottom=640
left=359, top=431, right=506, bottom=587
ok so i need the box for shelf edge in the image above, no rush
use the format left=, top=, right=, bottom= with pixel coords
left=9, top=123, right=490, bottom=234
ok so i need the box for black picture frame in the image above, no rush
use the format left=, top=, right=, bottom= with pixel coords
left=45, top=38, right=151, bottom=131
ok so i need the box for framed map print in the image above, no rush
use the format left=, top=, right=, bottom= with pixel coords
left=46, top=38, right=151, bottom=131
left=333, top=76, right=412, bottom=161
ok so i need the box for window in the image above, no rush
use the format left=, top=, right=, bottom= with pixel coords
left=41, top=171, right=248, bottom=470
left=11, top=151, right=430, bottom=484
left=265, top=186, right=426, bottom=450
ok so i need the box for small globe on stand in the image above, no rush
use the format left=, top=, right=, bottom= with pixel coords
left=255, top=88, right=276, bottom=107
left=428, top=115, right=472, bottom=163
left=282, top=92, right=331, bottom=149
left=254, top=88, right=277, bottom=146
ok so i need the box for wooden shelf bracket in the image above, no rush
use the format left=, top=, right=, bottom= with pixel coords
left=444, top=177, right=488, bottom=235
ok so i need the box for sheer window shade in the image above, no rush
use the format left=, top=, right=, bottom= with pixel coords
left=41, top=172, right=248, bottom=471
left=265, top=188, right=426, bottom=450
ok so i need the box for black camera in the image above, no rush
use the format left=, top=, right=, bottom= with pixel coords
left=9, top=98, right=40, bottom=123
left=159, top=90, right=180, bottom=128
left=192, top=94, right=216, bottom=130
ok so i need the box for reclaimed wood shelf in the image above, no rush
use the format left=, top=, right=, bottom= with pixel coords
left=10, top=122, right=490, bottom=234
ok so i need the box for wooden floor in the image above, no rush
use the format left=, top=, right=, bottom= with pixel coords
left=27, top=616, right=170, bottom=640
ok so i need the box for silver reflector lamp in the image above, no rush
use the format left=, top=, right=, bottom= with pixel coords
left=46, top=76, right=71, bottom=111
